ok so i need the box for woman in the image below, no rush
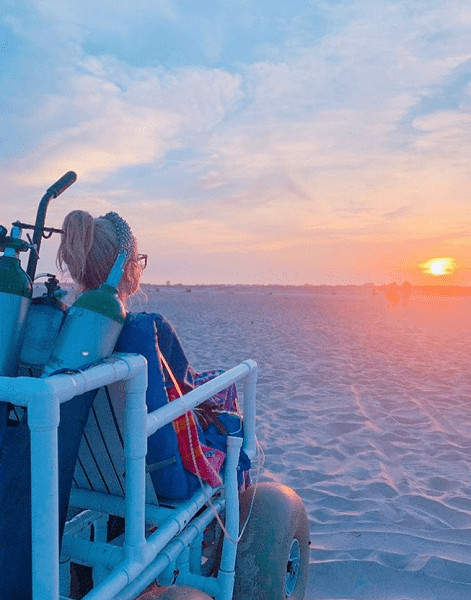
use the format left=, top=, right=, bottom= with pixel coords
left=0, top=209, right=248, bottom=598
left=57, top=209, right=248, bottom=499
left=57, top=209, right=142, bottom=304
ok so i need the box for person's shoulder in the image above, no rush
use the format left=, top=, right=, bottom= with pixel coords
left=126, top=311, right=163, bottom=320
left=117, top=312, right=160, bottom=358
left=125, top=311, right=170, bottom=329
left=122, top=311, right=155, bottom=332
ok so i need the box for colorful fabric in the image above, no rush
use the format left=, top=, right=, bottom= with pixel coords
left=167, top=384, right=225, bottom=487
left=192, top=369, right=240, bottom=412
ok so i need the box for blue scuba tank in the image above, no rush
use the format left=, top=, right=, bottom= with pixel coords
left=0, top=226, right=33, bottom=462
left=0, top=226, right=33, bottom=376
left=43, top=252, right=127, bottom=375
left=19, top=275, right=67, bottom=376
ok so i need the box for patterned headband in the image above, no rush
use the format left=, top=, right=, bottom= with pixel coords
left=100, top=211, right=135, bottom=258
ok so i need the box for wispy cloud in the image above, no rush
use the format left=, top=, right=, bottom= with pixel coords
left=2, top=0, right=471, bottom=283
left=3, top=59, right=243, bottom=186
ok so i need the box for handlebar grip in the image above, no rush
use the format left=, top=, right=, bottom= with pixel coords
left=46, top=171, right=77, bottom=198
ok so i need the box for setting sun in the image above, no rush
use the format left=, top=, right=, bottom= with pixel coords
left=419, top=257, right=456, bottom=277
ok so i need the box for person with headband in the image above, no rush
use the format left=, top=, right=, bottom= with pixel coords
left=0, top=208, right=250, bottom=599
left=57, top=209, right=142, bottom=301
left=57, top=209, right=249, bottom=500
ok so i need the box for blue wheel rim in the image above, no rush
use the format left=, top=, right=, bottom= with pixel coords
left=285, top=538, right=301, bottom=596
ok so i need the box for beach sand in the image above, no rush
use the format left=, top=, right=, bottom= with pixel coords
left=128, top=285, right=471, bottom=600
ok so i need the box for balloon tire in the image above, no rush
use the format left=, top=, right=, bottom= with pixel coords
left=137, top=584, right=212, bottom=599
left=233, top=482, right=309, bottom=600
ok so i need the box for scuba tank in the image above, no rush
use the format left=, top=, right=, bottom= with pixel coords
left=0, top=225, right=33, bottom=376
left=19, top=274, right=67, bottom=376
left=0, top=171, right=76, bottom=480
left=0, top=225, right=33, bottom=462
left=43, top=252, right=127, bottom=375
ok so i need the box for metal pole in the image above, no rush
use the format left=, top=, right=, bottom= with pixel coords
left=26, top=171, right=77, bottom=280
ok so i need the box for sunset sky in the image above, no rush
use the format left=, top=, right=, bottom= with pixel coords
left=2, top=1, right=471, bottom=285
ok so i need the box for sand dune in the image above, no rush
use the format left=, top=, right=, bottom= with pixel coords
left=129, top=285, right=471, bottom=599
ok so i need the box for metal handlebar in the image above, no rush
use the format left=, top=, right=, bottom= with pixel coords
left=25, top=171, right=77, bottom=280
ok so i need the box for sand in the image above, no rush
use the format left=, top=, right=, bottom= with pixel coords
left=128, top=284, right=471, bottom=600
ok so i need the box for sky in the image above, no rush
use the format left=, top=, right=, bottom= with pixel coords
left=2, top=0, right=471, bottom=286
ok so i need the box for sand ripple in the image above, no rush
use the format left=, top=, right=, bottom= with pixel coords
left=130, top=287, right=471, bottom=599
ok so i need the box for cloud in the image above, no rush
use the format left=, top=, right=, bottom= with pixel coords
left=413, top=110, right=471, bottom=159
left=177, top=3, right=471, bottom=237
left=2, top=58, right=243, bottom=187
left=382, top=206, right=412, bottom=221
left=3, top=0, right=471, bottom=283
left=5, top=1, right=471, bottom=195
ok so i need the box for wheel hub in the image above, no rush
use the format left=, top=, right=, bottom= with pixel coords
left=285, top=538, right=301, bottom=596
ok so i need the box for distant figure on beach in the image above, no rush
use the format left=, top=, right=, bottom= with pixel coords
left=385, top=282, right=400, bottom=306
left=375, top=281, right=412, bottom=307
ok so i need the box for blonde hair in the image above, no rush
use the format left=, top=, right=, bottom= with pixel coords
left=57, top=210, right=141, bottom=301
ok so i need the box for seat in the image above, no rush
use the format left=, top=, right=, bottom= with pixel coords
left=59, top=357, right=258, bottom=600
left=1, top=305, right=258, bottom=599
left=71, top=382, right=158, bottom=504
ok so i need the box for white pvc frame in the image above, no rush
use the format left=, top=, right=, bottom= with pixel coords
left=0, top=354, right=258, bottom=600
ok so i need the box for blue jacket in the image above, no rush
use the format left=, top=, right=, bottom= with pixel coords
left=116, top=312, right=203, bottom=500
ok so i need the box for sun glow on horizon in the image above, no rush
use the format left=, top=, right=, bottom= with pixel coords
left=419, top=257, right=456, bottom=277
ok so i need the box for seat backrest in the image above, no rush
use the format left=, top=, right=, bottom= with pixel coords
left=72, top=381, right=159, bottom=504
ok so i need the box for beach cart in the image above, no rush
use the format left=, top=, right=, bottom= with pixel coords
left=0, top=174, right=310, bottom=600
